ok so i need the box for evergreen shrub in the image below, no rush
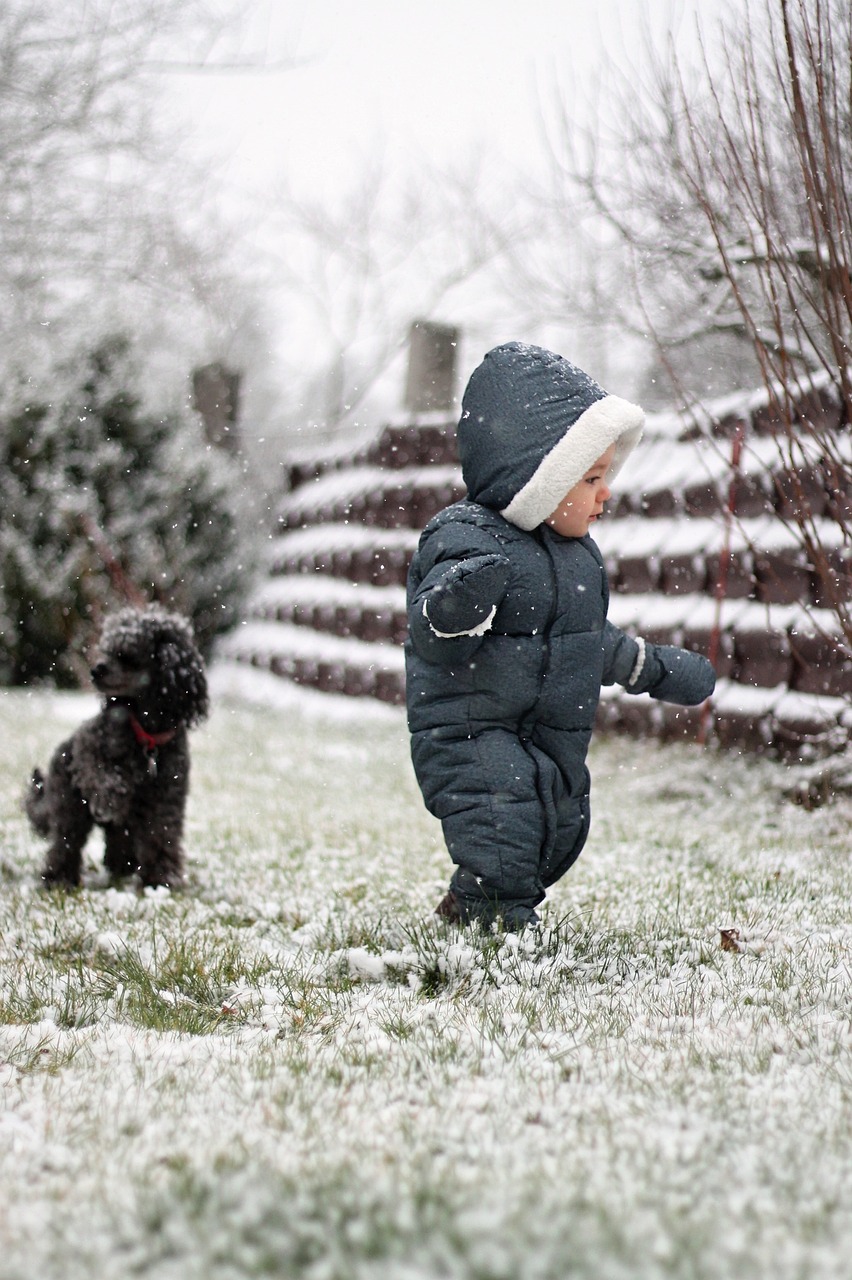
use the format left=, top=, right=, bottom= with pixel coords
left=0, top=336, right=254, bottom=685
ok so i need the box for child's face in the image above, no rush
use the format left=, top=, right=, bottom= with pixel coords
left=545, top=443, right=616, bottom=538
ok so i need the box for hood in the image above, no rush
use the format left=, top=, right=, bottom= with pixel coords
left=456, top=342, right=644, bottom=531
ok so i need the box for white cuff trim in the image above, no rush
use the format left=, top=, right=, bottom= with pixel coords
left=423, top=599, right=497, bottom=639
left=628, top=636, right=646, bottom=687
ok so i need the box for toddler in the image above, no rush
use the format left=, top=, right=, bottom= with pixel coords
left=405, top=342, right=715, bottom=929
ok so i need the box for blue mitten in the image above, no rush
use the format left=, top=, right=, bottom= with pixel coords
left=643, top=643, right=716, bottom=706
left=423, top=553, right=511, bottom=636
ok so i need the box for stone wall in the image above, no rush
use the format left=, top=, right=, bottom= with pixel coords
left=219, top=384, right=852, bottom=759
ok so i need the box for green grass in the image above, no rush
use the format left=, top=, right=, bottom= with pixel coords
left=2, top=676, right=852, bottom=1279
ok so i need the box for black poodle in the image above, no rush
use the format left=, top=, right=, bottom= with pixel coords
left=25, top=606, right=209, bottom=889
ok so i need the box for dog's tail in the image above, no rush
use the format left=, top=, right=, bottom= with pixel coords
left=24, top=768, right=50, bottom=838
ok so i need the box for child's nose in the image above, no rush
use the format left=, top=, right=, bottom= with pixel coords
left=599, top=481, right=611, bottom=501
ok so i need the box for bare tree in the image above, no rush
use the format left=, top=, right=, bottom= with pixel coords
left=0, top=0, right=279, bottom=410
left=529, top=0, right=852, bottom=660
left=0, top=0, right=302, bottom=683
left=510, top=21, right=764, bottom=402
left=263, top=155, right=530, bottom=441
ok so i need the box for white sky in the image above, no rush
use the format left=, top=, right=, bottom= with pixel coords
left=165, top=0, right=735, bottom=429
left=175, top=0, right=725, bottom=205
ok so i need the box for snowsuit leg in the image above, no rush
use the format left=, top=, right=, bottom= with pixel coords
left=526, top=729, right=593, bottom=888
left=411, top=724, right=548, bottom=925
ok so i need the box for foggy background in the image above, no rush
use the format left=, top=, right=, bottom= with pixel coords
left=157, top=0, right=729, bottom=455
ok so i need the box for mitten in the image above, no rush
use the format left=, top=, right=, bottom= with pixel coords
left=643, top=643, right=716, bottom=706
left=423, top=552, right=511, bottom=637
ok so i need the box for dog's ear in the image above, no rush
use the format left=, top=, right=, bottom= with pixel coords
left=158, top=640, right=209, bottom=727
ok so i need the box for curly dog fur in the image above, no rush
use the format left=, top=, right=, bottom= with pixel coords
left=25, top=606, right=209, bottom=888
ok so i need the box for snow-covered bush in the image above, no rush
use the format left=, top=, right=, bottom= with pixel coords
left=0, top=336, right=255, bottom=686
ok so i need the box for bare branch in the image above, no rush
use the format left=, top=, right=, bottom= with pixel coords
left=522, top=0, right=852, bottom=657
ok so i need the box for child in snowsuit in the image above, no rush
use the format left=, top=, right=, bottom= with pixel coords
left=405, top=342, right=715, bottom=930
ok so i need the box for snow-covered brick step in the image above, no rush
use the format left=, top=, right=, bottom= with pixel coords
left=281, top=465, right=391, bottom=513
left=253, top=367, right=850, bottom=743
left=773, top=687, right=852, bottom=736
left=734, top=601, right=840, bottom=635
left=607, top=592, right=749, bottom=637
left=616, top=436, right=712, bottom=507
left=280, top=465, right=460, bottom=514
left=725, top=603, right=848, bottom=693
left=282, top=426, right=380, bottom=489
left=616, top=386, right=847, bottom=520
left=382, top=409, right=458, bottom=430
left=608, top=592, right=840, bottom=639
left=597, top=677, right=849, bottom=759
left=250, top=577, right=407, bottom=645
left=267, top=524, right=420, bottom=586
left=619, top=424, right=838, bottom=496
left=277, top=464, right=463, bottom=530
left=253, top=576, right=405, bottom=613
left=641, top=367, right=843, bottom=440
left=217, top=620, right=406, bottom=705
left=283, top=418, right=458, bottom=492
left=361, top=417, right=458, bottom=468
left=220, top=620, right=405, bottom=670
left=608, top=592, right=848, bottom=690
left=712, top=680, right=849, bottom=756
left=600, top=514, right=849, bottom=608
left=267, top=524, right=420, bottom=560
left=597, top=513, right=843, bottom=560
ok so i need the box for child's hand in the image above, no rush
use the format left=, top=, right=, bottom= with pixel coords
left=644, top=644, right=716, bottom=706
left=423, top=552, right=511, bottom=637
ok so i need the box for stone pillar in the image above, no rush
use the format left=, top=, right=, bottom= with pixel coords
left=192, top=362, right=241, bottom=452
left=403, top=320, right=459, bottom=413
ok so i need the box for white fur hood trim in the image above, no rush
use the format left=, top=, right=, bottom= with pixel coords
left=500, top=394, right=644, bottom=532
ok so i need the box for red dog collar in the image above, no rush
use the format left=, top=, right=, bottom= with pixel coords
left=128, top=713, right=178, bottom=751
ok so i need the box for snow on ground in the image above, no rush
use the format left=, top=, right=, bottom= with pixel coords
left=2, top=674, right=852, bottom=1279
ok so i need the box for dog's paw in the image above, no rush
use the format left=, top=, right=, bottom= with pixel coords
left=140, top=871, right=186, bottom=892
left=40, top=869, right=81, bottom=891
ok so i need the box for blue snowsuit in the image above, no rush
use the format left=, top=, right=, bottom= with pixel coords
left=405, top=343, right=715, bottom=928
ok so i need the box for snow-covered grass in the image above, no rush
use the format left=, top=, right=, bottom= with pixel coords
left=2, top=671, right=852, bottom=1280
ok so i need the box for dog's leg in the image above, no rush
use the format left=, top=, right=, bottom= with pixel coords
left=40, top=747, right=93, bottom=888
left=127, top=740, right=191, bottom=890
left=131, top=783, right=187, bottom=889
left=103, top=824, right=136, bottom=879
left=25, top=768, right=51, bottom=836
left=134, top=819, right=186, bottom=889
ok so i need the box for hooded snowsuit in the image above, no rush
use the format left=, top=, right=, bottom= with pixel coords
left=405, top=343, right=715, bottom=928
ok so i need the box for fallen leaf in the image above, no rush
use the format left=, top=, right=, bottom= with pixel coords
left=719, top=927, right=744, bottom=953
